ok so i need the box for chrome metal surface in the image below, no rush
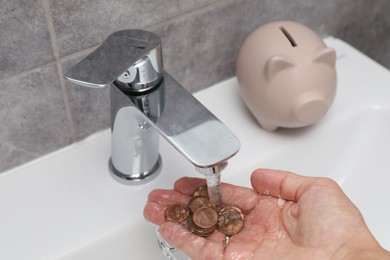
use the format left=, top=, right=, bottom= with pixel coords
left=64, top=29, right=240, bottom=184
left=116, top=47, right=163, bottom=93
left=64, top=30, right=162, bottom=89
left=195, top=161, right=228, bottom=175
left=109, top=156, right=162, bottom=185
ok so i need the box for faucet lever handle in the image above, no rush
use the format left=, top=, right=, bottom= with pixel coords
left=64, top=30, right=162, bottom=88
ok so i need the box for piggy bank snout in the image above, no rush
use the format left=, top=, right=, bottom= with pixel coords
left=293, top=92, right=330, bottom=124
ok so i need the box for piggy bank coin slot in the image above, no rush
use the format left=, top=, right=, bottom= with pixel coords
left=279, top=26, right=297, bottom=47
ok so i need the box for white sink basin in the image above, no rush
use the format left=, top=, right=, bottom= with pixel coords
left=1, top=38, right=389, bottom=259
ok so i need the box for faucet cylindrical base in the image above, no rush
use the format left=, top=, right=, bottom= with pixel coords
left=109, top=155, right=162, bottom=185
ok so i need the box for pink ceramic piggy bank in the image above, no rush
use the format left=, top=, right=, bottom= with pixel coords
left=236, top=21, right=337, bottom=131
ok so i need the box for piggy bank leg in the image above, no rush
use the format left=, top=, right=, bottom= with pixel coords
left=259, top=121, right=278, bottom=132
left=253, top=114, right=279, bottom=131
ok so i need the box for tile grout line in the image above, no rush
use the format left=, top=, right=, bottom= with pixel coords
left=0, top=45, right=98, bottom=85
left=0, top=61, right=57, bottom=84
left=1, top=141, right=40, bottom=157
left=42, top=0, right=77, bottom=143
left=59, top=1, right=230, bottom=62
left=146, top=0, right=229, bottom=31
left=0, top=0, right=230, bottom=86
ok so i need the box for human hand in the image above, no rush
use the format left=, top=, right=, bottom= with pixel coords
left=144, top=169, right=389, bottom=259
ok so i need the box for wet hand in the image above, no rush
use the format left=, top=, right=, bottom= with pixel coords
left=144, top=169, right=389, bottom=260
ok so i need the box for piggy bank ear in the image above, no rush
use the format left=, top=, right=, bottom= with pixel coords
left=265, top=56, right=294, bottom=81
left=313, top=48, right=336, bottom=67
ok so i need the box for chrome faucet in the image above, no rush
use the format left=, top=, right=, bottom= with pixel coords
left=64, top=30, right=240, bottom=184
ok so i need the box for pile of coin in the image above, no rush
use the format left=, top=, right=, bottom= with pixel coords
left=164, top=185, right=244, bottom=238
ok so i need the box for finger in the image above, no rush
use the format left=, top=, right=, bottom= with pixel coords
left=173, top=177, right=206, bottom=196
left=159, top=221, right=223, bottom=259
left=220, top=183, right=258, bottom=214
left=143, top=201, right=167, bottom=225
left=145, top=189, right=192, bottom=225
left=250, top=168, right=314, bottom=202
left=147, top=188, right=191, bottom=205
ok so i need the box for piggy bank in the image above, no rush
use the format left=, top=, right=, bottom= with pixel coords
left=236, top=21, right=337, bottom=131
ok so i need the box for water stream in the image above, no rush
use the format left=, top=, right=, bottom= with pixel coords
left=205, top=172, right=222, bottom=212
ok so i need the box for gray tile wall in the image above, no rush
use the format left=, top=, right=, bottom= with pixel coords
left=1, top=0, right=389, bottom=173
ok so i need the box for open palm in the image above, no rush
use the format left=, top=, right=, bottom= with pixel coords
left=144, top=169, right=386, bottom=260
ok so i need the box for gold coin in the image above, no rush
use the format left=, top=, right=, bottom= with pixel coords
left=188, top=216, right=213, bottom=237
left=188, top=196, right=211, bottom=213
left=218, top=206, right=244, bottom=236
left=164, top=186, right=245, bottom=238
left=192, top=207, right=218, bottom=229
left=197, top=185, right=208, bottom=192
left=164, top=203, right=190, bottom=223
left=193, top=185, right=209, bottom=198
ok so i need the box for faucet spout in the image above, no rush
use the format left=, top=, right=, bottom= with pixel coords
left=110, top=71, right=239, bottom=183
left=64, top=29, right=240, bottom=184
